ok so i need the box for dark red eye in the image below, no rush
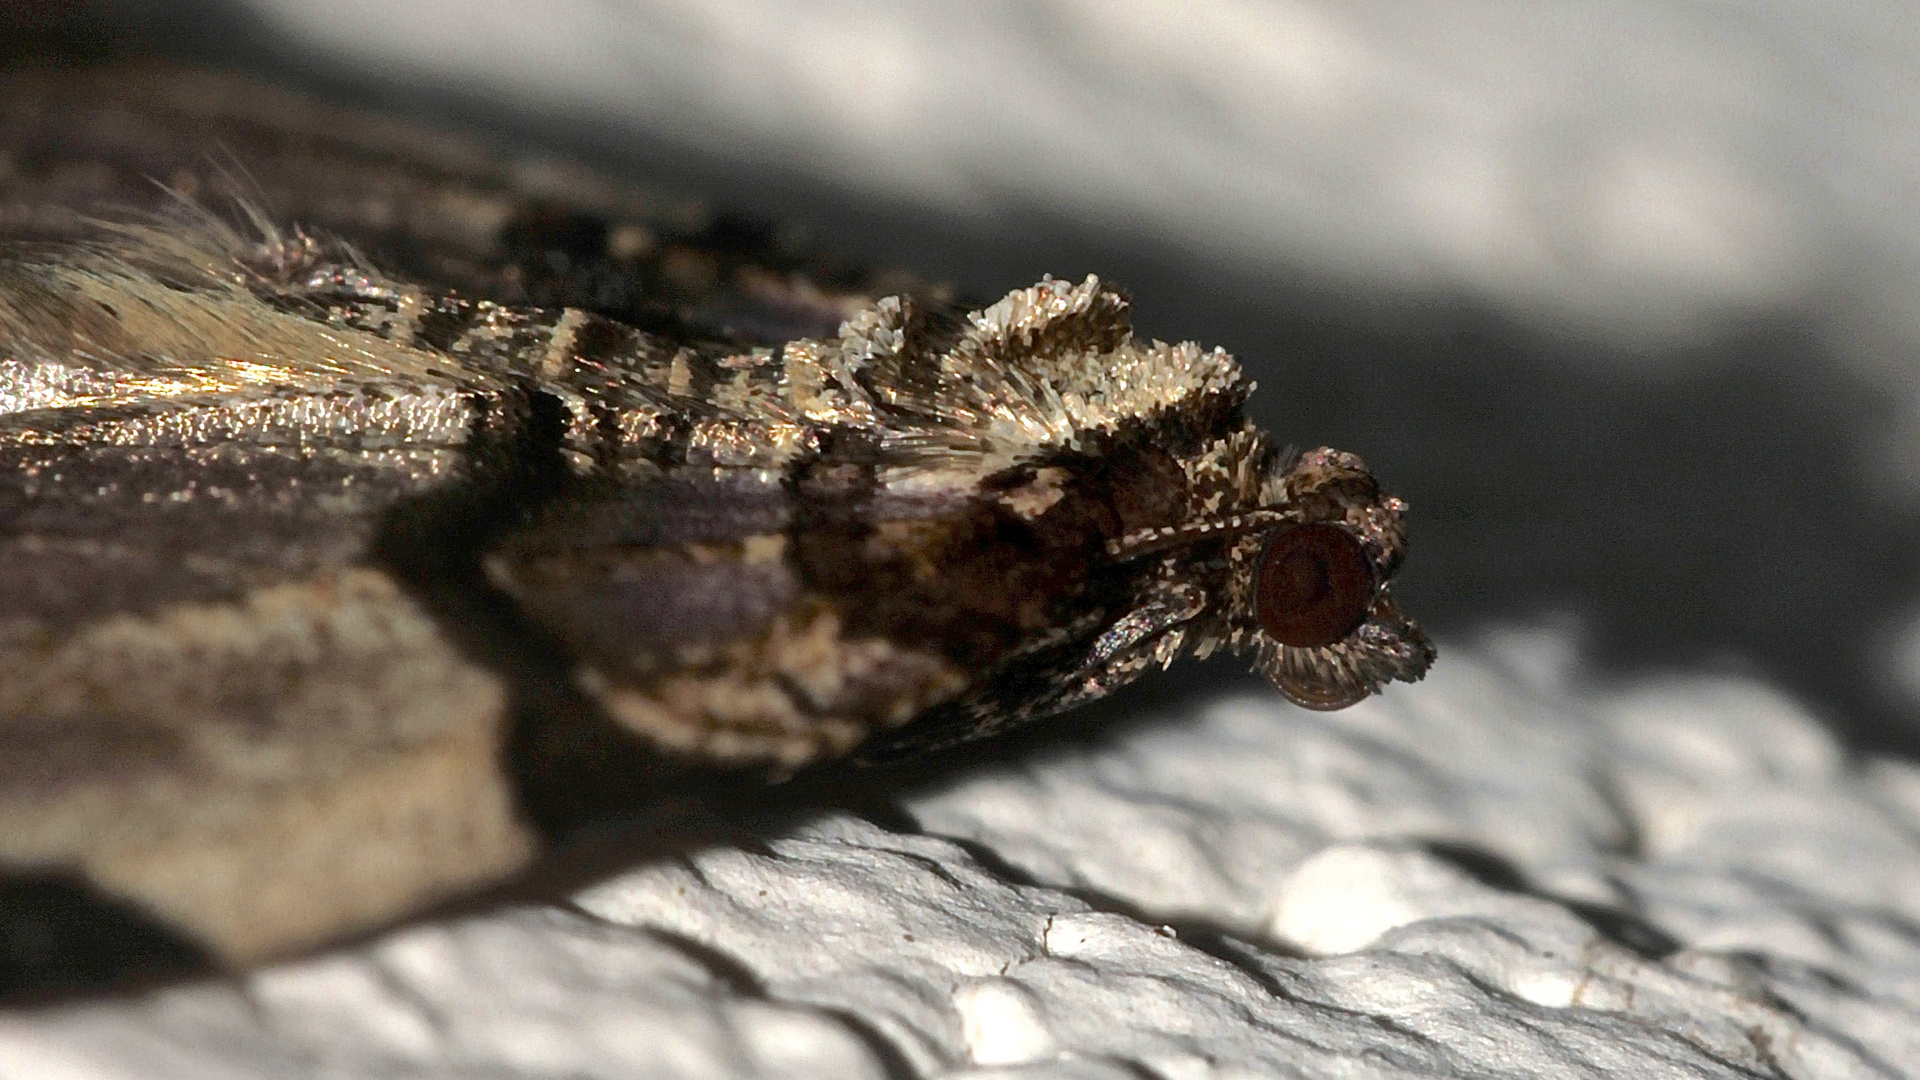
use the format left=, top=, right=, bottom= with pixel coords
left=1255, top=522, right=1375, bottom=648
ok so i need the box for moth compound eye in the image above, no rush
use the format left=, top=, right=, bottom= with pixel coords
left=1255, top=522, right=1375, bottom=648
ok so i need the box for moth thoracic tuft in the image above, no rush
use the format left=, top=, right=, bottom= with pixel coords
left=0, top=65, right=1432, bottom=976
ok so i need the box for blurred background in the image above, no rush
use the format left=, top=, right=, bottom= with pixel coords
left=16, top=0, right=1920, bottom=754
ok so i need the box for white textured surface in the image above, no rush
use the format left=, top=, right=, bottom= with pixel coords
left=7, top=630, right=1920, bottom=1077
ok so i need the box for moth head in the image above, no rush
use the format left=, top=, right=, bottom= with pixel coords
left=1240, top=447, right=1434, bottom=709
left=1119, top=445, right=1434, bottom=709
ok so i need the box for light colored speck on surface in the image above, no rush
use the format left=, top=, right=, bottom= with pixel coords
left=954, top=978, right=1055, bottom=1066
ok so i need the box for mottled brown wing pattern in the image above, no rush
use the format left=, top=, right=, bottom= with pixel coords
left=0, top=374, right=535, bottom=968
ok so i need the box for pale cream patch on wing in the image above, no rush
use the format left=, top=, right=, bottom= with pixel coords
left=582, top=599, right=968, bottom=770
left=667, top=352, right=694, bottom=397
left=996, top=465, right=1070, bottom=519
left=539, top=306, right=591, bottom=380
left=0, top=568, right=534, bottom=964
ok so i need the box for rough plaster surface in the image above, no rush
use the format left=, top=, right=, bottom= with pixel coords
left=6, top=630, right=1920, bottom=1078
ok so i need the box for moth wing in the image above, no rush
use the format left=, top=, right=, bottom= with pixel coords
left=485, top=471, right=974, bottom=772
left=0, top=389, right=536, bottom=980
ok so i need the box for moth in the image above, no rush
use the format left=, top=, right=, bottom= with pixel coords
left=0, top=63, right=1432, bottom=993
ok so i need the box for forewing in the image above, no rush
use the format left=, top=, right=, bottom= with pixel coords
left=0, top=346, right=536, bottom=974
left=485, top=471, right=974, bottom=771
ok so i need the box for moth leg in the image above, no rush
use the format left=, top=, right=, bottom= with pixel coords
left=1039, top=580, right=1208, bottom=718
left=854, top=580, right=1209, bottom=762
left=1088, top=582, right=1207, bottom=667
